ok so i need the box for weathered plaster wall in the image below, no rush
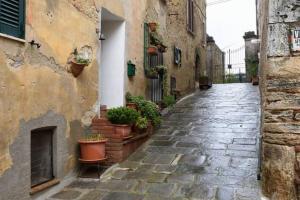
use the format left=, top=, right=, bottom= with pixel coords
left=258, top=0, right=300, bottom=199
left=165, top=0, right=207, bottom=94
left=127, top=0, right=206, bottom=97
left=0, top=0, right=140, bottom=199
left=0, top=0, right=206, bottom=199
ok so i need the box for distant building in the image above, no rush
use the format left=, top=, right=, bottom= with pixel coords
left=206, top=36, right=225, bottom=83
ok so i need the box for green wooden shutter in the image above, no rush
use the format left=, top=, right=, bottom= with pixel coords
left=0, top=0, right=25, bottom=39
left=144, top=23, right=149, bottom=74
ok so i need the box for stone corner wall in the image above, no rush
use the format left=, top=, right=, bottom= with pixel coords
left=258, top=0, right=300, bottom=199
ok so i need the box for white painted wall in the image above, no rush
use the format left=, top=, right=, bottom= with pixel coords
left=100, top=21, right=126, bottom=108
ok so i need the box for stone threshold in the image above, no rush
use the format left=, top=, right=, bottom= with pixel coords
left=30, top=179, right=60, bottom=195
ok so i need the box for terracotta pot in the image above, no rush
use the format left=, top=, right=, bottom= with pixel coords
left=252, top=76, right=259, bottom=85
left=115, top=125, right=132, bottom=138
left=147, top=46, right=158, bottom=55
left=100, top=105, right=108, bottom=118
left=78, top=139, right=107, bottom=161
left=70, top=60, right=87, bottom=77
left=126, top=103, right=138, bottom=111
left=148, top=22, right=157, bottom=32
left=147, top=121, right=154, bottom=135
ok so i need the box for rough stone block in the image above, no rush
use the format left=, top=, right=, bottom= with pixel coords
left=267, top=23, right=290, bottom=57
left=269, top=0, right=300, bottom=23
left=262, top=143, right=297, bottom=199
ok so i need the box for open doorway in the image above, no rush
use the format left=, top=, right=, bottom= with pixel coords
left=99, top=8, right=126, bottom=108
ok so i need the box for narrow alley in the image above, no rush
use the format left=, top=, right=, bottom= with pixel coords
left=49, top=83, right=260, bottom=200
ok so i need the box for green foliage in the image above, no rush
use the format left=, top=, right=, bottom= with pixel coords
left=150, top=32, right=165, bottom=47
left=225, top=74, right=239, bottom=83
left=81, top=134, right=105, bottom=141
left=135, top=117, right=148, bottom=129
left=107, top=107, right=139, bottom=125
left=246, top=57, right=259, bottom=77
left=163, top=95, right=176, bottom=107
left=125, top=92, right=132, bottom=102
left=128, top=95, right=161, bottom=127
left=73, top=48, right=90, bottom=65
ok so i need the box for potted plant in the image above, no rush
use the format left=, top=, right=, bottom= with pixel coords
left=155, top=65, right=167, bottom=75
left=162, top=95, right=176, bottom=108
left=107, top=107, right=139, bottom=138
left=146, top=67, right=159, bottom=79
left=148, top=22, right=158, bottom=32
left=150, top=32, right=167, bottom=53
left=125, top=92, right=138, bottom=110
left=147, top=45, right=158, bottom=55
left=135, top=116, right=148, bottom=134
left=78, top=134, right=107, bottom=161
left=70, top=49, right=91, bottom=77
left=246, top=57, right=259, bottom=85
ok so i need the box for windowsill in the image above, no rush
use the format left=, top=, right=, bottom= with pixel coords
left=0, top=33, right=26, bottom=43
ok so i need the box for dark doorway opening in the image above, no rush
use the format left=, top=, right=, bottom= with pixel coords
left=31, top=128, right=54, bottom=187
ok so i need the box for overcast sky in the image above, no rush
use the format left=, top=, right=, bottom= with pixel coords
left=207, top=0, right=257, bottom=73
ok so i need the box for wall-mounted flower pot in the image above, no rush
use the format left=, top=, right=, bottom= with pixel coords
left=147, top=46, right=158, bottom=55
left=115, top=125, right=132, bottom=138
left=148, top=22, right=157, bottom=32
left=70, top=60, right=88, bottom=77
left=78, top=139, right=108, bottom=161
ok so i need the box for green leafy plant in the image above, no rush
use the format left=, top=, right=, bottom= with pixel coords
left=163, top=95, right=176, bottom=107
left=107, top=107, right=139, bottom=125
left=135, top=117, right=148, bottom=129
left=128, top=95, right=161, bottom=127
left=73, top=48, right=91, bottom=65
left=155, top=65, right=167, bottom=73
left=146, top=67, right=159, bottom=78
left=81, top=133, right=105, bottom=141
left=246, top=57, right=259, bottom=77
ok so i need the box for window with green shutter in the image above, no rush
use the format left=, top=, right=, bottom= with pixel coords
left=0, top=0, right=25, bottom=39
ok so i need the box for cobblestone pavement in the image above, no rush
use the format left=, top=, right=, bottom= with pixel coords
left=49, top=83, right=261, bottom=200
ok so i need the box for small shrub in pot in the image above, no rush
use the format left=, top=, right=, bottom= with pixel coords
left=107, top=107, right=139, bottom=137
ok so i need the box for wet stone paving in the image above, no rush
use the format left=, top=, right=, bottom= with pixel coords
left=49, top=83, right=261, bottom=200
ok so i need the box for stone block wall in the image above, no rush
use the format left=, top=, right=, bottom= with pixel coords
left=258, top=0, right=300, bottom=199
left=206, top=36, right=225, bottom=84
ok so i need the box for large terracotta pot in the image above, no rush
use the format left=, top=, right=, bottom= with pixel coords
left=115, top=125, right=132, bottom=138
left=126, top=103, right=138, bottom=111
left=78, top=139, right=107, bottom=161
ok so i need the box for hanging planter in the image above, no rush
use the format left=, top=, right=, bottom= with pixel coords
left=69, top=48, right=91, bottom=77
left=70, top=60, right=88, bottom=77
left=148, top=22, right=158, bottom=32
left=147, top=45, right=158, bottom=55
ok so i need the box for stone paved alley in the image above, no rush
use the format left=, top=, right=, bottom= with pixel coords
left=49, top=84, right=261, bottom=200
